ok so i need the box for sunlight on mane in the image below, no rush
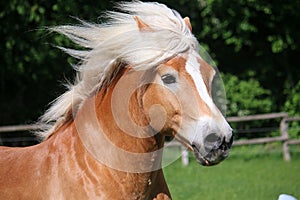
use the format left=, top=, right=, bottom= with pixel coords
left=37, top=1, right=199, bottom=139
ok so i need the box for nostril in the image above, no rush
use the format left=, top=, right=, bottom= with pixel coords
left=204, top=133, right=222, bottom=152
left=205, top=133, right=220, bottom=143
left=204, top=133, right=234, bottom=152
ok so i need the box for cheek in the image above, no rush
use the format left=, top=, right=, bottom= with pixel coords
left=175, top=81, right=201, bottom=119
left=142, top=84, right=181, bottom=132
left=178, top=90, right=199, bottom=117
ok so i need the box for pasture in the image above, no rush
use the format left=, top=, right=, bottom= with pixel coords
left=163, top=144, right=300, bottom=200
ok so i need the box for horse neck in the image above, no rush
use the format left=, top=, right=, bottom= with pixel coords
left=72, top=67, right=165, bottom=172
left=95, top=67, right=165, bottom=154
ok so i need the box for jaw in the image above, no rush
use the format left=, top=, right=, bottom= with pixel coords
left=192, top=144, right=230, bottom=166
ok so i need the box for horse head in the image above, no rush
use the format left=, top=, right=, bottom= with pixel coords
left=141, top=51, right=233, bottom=166
left=109, top=17, right=233, bottom=166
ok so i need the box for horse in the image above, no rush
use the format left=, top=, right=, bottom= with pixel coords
left=0, top=2, right=233, bottom=199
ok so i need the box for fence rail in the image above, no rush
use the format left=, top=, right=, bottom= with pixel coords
left=226, top=112, right=289, bottom=122
left=226, top=113, right=299, bottom=161
left=232, top=113, right=300, bottom=161
left=1, top=113, right=299, bottom=165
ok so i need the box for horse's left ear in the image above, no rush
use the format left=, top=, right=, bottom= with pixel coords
left=134, top=16, right=152, bottom=31
left=184, top=17, right=192, bottom=31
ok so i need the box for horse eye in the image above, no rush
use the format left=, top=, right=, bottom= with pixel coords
left=161, top=74, right=176, bottom=84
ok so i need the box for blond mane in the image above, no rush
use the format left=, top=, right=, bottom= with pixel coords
left=37, top=1, right=199, bottom=139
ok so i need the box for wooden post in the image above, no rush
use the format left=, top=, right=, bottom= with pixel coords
left=181, top=146, right=189, bottom=166
left=280, top=118, right=291, bottom=161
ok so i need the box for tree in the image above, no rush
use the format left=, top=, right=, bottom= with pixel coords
left=0, top=0, right=114, bottom=125
left=222, top=73, right=272, bottom=117
left=1, top=0, right=299, bottom=128
left=283, top=80, right=300, bottom=139
left=194, top=0, right=300, bottom=110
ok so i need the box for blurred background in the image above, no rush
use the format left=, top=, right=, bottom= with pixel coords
left=0, top=1, right=299, bottom=199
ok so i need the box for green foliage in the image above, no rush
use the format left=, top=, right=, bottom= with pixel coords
left=0, top=0, right=113, bottom=125
left=222, top=73, right=272, bottom=116
left=198, top=0, right=299, bottom=54
left=194, top=0, right=300, bottom=113
left=283, top=81, right=300, bottom=138
left=284, top=81, right=300, bottom=117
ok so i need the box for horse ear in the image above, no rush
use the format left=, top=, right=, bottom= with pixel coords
left=134, top=16, right=152, bottom=31
left=184, top=17, right=192, bottom=31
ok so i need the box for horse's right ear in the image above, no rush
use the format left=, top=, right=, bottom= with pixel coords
left=133, top=16, right=152, bottom=32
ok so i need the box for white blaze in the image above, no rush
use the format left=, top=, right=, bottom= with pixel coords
left=185, top=52, right=217, bottom=114
left=183, top=52, right=233, bottom=145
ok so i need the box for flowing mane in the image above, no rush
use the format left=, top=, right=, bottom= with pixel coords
left=37, top=1, right=199, bottom=139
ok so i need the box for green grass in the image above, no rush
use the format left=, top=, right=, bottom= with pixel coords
left=163, top=144, right=300, bottom=200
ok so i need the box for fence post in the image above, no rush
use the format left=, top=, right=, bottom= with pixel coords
left=280, top=117, right=291, bottom=161
left=181, top=146, right=189, bottom=166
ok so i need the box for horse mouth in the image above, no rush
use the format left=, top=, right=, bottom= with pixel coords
left=173, top=132, right=233, bottom=166
left=191, top=135, right=233, bottom=166
left=191, top=144, right=230, bottom=166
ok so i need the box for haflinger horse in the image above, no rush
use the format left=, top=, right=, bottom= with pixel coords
left=0, top=2, right=233, bottom=200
